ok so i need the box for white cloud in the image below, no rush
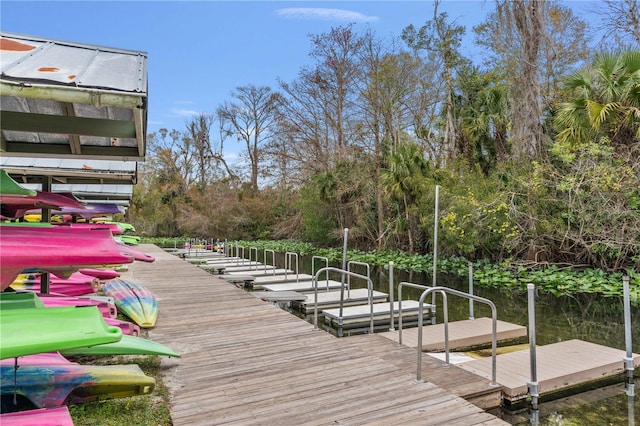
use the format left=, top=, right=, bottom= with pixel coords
left=172, top=108, right=200, bottom=117
left=276, top=8, right=378, bottom=23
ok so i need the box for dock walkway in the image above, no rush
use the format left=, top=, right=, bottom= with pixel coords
left=127, top=245, right=506, bottom=425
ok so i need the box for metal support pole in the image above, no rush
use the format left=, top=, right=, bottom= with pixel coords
left=468, top=261, right=474, bottom=320
left=388, top=262, right=395, bottom=331
left=40, top=175, right=52, bottom=294
left=431, top=185, right=439, bottom=323
left=622, top=275, right=635, bottom=381
left=339, top=228, right=349, bottom=319
left=527, top=283, right=539, bottom=420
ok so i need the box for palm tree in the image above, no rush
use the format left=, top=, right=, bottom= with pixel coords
left=381, top=142, right=430, bottom=253
left=554, top=50, right=640, bottom=152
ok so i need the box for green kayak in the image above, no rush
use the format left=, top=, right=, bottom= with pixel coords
left=0, top=169, right=36, bottom=197
left=0, top=305, right=122, bottom=359
left=0, top=292, right=179, bottom=358
left=61, top=334, right=180, bottom=357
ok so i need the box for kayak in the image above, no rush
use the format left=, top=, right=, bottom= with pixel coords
left=78, top=268, right=121, bottom=280
left=38, top=294, right=117, bottom=318
left=0, top=406, right=73, bottom=425
left=10, top=272, right=101, bottom=296
left=102, top=279, right=158, bottom=328
left=118, top=234, right=141, bottom=246
left=1, top=191, right=85, bottom=219
left=115, top=241, right=155, bottom=262
left=49, top=202, right=125, bottom=219
left=61, top=334, right=180, bottom=357
left=0, top=169, right=36, bottom=197
left=0, top=226, right=133, bottom=290
left=52, top=221, right=124, bottom=235
left=0, top=306, right=122, bottom=359
left=0, top=352, right=155, bottom=408
left=104, top=317, right=141, bottom=336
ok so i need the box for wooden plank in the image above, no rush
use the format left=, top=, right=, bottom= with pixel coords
left=378, top=317, right=528, bottom=351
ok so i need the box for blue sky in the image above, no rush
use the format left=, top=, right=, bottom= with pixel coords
left=2, top=1, right=599, bottom=156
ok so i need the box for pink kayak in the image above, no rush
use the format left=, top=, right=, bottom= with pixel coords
left=38, top=294, right=117, bottom=318
left=0, top=226, right=133, bottom=291
left=0, top=191, right=85, bottom=219
left=78, top=268, right=121, bottom=280
left=10, top=272, right=101, bottom=296
left=105, top=317, right=141, bottom=336
left=52, top=221, right=123, bottom=235
left=0, top=406, right=73, bottom=426
left=116, top=241, right=155, bottom=263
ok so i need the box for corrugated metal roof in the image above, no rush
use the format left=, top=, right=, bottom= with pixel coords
left=22, top=183, right=133, bottom=204
left=1, top=157, right=137, bottom=185
left=0, top=31, right=148, bottom=161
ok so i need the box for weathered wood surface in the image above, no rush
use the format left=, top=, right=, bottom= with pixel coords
left=457, top=338, right=640, bottom=401
left=126, top=245, right=507, bottom=425
left=378, top=317, right=528, bottom=351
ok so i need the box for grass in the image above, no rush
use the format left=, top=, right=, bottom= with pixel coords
left=68, top=338, right=173, bottom=426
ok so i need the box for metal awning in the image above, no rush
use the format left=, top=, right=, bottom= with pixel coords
left=0, top=32, right=148, bottom=161
left=1, top=157, right=137, bottom=186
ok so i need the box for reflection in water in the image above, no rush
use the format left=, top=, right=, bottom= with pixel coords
left=271, top=253, right=640, bottom=424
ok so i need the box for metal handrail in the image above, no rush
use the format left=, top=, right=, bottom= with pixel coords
left=264, top=249, right=276, bottom=275
left=284, top=252, right=299, bottom=282
left=347, top=261, right=370, bottom=299
left=312, top=256, right=329, bottom=289
left=236, top=245, right=245, bottom=265
left=415, top=285, right=497, bottom=385
left=249, top=247, right=258, bottom=270
left=313, top=267, right=374, bottom=334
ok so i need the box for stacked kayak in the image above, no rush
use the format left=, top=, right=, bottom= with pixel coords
left=102, top=278, right=159, bottom=328
left=0, top=170, right=178, bottom=420
left=0, top=226, right=133, bottom=290
left=0, top=352, right=155, bottom=407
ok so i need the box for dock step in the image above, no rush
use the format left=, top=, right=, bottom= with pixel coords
left=227, top=268, right=294, bottom=277
left=291, top=288, right=389, bottom=313
left=260, top=280, right=345, bottom=292
left=456, top=339, right=640, bottom=406
left=322, top=300, right=435, bottom=328
left=378, top=317, right=528, bottom=351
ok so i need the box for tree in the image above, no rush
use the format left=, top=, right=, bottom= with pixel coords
left=599, top=0, right=640, bottom=46
left=217, top=85, right=282, bottom=193
left=185, top=113, right=235, bottom=189
left=381, top=142, right=430, bottom=253
left=402, top=0, right=466, bottom=163
left=554, top=50, right=640, bottom=155
left=474, top=1, right=589, bottom=159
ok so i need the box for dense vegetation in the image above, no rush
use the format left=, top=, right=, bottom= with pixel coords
left=130, top=2, right=640, bottom=285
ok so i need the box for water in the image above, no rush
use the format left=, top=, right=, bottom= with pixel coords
left=231, top=250, right=640, bottom=424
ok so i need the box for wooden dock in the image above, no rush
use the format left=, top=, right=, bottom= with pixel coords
left=126, top=245, right=507, bottom=425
